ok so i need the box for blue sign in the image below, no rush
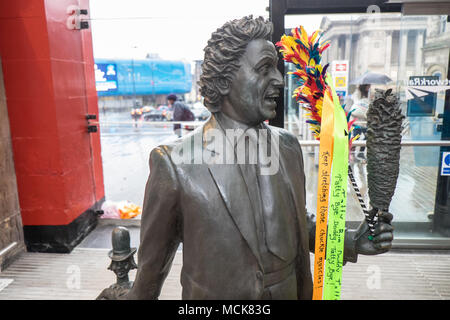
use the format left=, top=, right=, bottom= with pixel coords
left=336, top=91, right=347, bottom=98
left=407, top=76, right=437, bottom=117
left=441, top=152, right=450, bottom=176
left=95, top=63, right=118, bottom=92
left=94, top=59, right=192, bottom=96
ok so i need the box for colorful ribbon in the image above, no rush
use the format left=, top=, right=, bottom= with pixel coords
left=276, top=26, right=351, bottom=300
left=323, top=75, right=349, bottom=300
left=312, top=89, right=334, bottom=300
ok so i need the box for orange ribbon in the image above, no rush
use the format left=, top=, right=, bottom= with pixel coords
left=312, top=90, right=335, bottom=300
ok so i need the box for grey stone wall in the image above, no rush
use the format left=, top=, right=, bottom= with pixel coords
left=0, top=59, right=25, bottom=270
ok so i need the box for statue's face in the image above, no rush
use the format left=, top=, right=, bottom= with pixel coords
left=109, top=259, right=132, bottom=279
left=225, top=39, right=284, bottom=125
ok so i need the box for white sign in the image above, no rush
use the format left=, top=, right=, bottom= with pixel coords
left=441, top=152, right=450, bottom=176
left=331, top=60, right=349, bottom=99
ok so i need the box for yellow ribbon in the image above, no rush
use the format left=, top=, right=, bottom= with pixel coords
left=323, top=75, right=349, bottom=300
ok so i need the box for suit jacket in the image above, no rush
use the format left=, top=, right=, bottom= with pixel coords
left=127, top=114, right=358, bottom=300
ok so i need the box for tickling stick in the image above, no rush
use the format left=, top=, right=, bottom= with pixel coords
left=366, top=89, right=404, bottom=237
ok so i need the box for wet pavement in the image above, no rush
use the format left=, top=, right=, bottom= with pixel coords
left=2, top=248, right=450, bottom=300
left=99, top=111, right=179, bottom=207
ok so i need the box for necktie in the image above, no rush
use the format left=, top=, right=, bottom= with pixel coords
left=236, top=128, right=263, bottom=243
left=239, top=127, right=295, bottom=262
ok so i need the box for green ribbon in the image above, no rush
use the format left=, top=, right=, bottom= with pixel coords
left=323, top=74, right=349, bottom=300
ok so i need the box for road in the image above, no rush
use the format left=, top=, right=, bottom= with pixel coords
left=99, top=111, right=182, bottom=207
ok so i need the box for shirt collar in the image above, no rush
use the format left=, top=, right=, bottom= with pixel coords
left=214, top=112, right=251, bottom=131
left=214, top=112, right=264, bottom=145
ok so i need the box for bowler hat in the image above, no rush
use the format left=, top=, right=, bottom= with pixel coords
left=108, top=226, right=137, bottom=261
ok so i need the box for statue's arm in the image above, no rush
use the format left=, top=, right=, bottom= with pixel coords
left=126, top=146, right=181, bottom=299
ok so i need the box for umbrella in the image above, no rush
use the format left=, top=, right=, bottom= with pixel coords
left=351, top=72, right=392, bottom=85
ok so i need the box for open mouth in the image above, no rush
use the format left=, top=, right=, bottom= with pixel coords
left=264, top=92, right=279, bottom=105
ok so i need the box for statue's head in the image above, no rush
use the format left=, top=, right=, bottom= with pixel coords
left=108, top=256, right=138, bottom=282
left=199, top=16, right=284, bottom=125
left=108, top=226, right=137, bottom=282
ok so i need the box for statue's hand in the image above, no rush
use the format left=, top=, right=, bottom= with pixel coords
left=356, top=211, right=394, bottom=255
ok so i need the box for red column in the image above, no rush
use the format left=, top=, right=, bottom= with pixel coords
left=0, top=0, right=104, bottom=252
left=80, top=0, right=104, bottom=202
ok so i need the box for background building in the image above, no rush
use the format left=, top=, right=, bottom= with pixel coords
left=320, top=13, right=449, bottom=92
left=282, top=11, right=450, bottom=244
left=188, top=60, right=203, bottom=103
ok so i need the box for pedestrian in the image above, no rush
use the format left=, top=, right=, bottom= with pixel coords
left=167, top=94, right=181, bottom=137
left=168, top=94, right=194, bottom=137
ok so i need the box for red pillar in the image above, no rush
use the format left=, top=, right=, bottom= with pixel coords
left=0, top=0, right=104, bottom=252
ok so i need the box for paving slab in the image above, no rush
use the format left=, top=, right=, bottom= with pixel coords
left=1, top=249, right=450, bottom=300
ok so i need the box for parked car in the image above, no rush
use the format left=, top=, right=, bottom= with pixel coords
left=141, top=106, right=154, bottom=114
left=191, top=102, right=210, bottom=121
left=144, top=108, right=163, bottom=121
left=144, top=105, right=172, bottom=121
left=161, top=105, right=173, bottom=121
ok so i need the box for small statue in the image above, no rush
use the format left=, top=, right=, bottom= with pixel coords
left=96, top=226, right=137, bottom=300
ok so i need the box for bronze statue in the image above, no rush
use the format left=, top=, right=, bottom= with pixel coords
left=126, top=16, right=393, bottom=300
left=97, top=227, right=137, bottom=300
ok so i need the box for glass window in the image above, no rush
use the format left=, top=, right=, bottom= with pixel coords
left=338, top=35, right=346, bottom=60
left=284, top=12, right=450, bottom=247
left=391, top=30, right=400, bottom=65
left=406, top=30, right=417, bottom=65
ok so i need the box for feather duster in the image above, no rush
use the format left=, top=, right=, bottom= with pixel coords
left=276, top=26, right=358, bottom=147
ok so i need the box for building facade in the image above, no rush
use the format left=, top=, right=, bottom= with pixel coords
left=320, top=14, right=449, bottom=88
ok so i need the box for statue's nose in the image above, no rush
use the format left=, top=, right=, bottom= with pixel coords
left=273, top=69, right=284, bottom=88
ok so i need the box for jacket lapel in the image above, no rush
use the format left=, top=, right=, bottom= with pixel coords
left=262, top=123, right=310, bottom=257
left=204, top=116, right=263, bottom=269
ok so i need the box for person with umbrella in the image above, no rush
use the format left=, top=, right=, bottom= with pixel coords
left=352, top=71, right=393, bottom=86
left=349, top=84, right=370, bottom=161
left=349, top=72, right=392, bottom=161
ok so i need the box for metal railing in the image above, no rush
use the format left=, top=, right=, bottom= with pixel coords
left=298, top=140, right=450, bottom=147
left=95, top=120, right=204, bottom=126
left=95, top=120, right=450, bottom=147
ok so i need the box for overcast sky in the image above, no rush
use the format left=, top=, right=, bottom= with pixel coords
left=89, top=0, right=346, bottom=65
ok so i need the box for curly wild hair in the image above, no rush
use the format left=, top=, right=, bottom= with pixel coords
left=198, top=16, right=273, bottom=112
